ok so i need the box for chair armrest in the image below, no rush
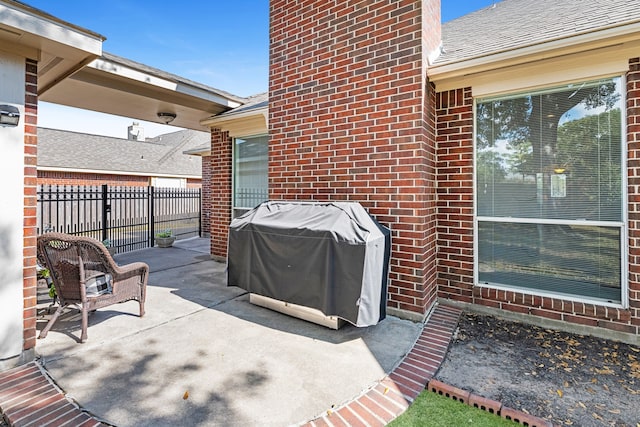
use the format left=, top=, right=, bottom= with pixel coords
left=111, top=262, right=149, bottom=282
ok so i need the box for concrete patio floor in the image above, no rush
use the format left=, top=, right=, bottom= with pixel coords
left=34, top=238, right=424, bottom=426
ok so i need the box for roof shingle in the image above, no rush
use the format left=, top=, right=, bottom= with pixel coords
left=436, top=0, right=640, bottom=66
left=38, top=127, right=208, bottom=177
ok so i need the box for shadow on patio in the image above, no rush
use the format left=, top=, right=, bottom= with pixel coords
left=34, top=237, right=423, bottom=427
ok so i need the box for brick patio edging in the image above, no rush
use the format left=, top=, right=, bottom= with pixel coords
left=428, top=379, right=555, bottom=427
left=300, top=304, right=558, bottom=427
left=300, top=304, right=463, bottom=427
left=0, top=361, right=103, bottom=427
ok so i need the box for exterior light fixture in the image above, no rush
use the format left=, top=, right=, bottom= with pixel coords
left=157, top=112, right=176, bottom=124
left=0, top=105, right=20, bottom=127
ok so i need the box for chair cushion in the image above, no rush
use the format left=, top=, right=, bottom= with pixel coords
left=86, top=273, right=113, bottom=296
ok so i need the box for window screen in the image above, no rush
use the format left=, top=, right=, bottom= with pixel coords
left=475, top=78, right=623, bottom=303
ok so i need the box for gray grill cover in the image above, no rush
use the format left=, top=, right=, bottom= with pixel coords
left=227, top=201, right=390, bottom=327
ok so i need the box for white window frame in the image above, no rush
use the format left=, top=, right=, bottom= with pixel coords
left=472, top=75, right=628, bottom=308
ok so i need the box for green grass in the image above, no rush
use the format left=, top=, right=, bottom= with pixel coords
left=388, top=391, right=516, bottom=427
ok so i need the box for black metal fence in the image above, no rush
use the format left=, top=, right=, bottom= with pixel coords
left=37, top=184, right=201, bottom=254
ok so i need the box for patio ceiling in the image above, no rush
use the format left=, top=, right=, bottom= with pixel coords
left=0, top=1, right=103, bottom=94
left=40, top=52, right=246, bottom=133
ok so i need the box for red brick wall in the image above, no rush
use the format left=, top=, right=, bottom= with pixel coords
left=436, top=58, right=640, bottom=337
left=626, top=57, right=640, bottom=334
left=38, top=171, right=148, bottom=186
left=268, top=0, right=441, bottom=316
left=186, top=178, right=201, bottom=189
left=201, top=154, right=213, bottom=237
left=422, top=0, right=441, bottom=62
left=209, top=128, right=232, bottom=259
left=24, top=59, right=38, bottom=352
left=37, top=171, right=202, bottom=188
left=435, top=88, right=474, bottom=304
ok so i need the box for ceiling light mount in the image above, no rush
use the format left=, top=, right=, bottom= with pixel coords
left=157, top=112, right=176, bottom=124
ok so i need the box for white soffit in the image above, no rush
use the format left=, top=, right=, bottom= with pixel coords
left=0, top=1, right=104, bottom=95
left=201, top=107, right=268, bottom=137
left=41, top=54, right=244, bottom=133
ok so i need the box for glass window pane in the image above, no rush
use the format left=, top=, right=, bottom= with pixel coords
left=233, top=135, right=269, bottom=211
left=478, top=222, right=621, bottom=303
left=476, top=78, right=622, bottom=222
left=475, top=78, right=623, bottom=303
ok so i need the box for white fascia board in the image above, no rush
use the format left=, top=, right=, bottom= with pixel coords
left=430, top=21, right=640, bottom=82
left=200, top=106, right=269, bottom=132
left=201, top=105, right=268, bottom=125
left=38, top=166, right=201, bottom=180
left=88, top=58, right=242, bottom=109
left=0, top=2, right=103, bottom=55
left=183, top=147, right=211, bottom=157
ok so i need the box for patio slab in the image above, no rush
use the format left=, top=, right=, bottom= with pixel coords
left=35, top=238, right=423, bottom=426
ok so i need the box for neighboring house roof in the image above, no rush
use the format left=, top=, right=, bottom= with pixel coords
left=435, top=0, right=640, bottom=66
left=38, top=127, right=207, bottom=178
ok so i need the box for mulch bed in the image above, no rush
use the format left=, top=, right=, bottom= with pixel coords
left=435, top=312, right=640, bottom=427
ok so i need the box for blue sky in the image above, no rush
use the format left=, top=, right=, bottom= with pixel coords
left=26, top=0, right=498, bottom=137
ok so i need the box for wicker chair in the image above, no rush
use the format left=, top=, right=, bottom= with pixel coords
left=37, top=233, right=148, bottom=343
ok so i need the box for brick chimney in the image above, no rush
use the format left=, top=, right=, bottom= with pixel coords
left=423, top=0, right=442, bottom=65
left=127, top=122, right=144, bottom=141
left=269, top=0, right=442, bottom=319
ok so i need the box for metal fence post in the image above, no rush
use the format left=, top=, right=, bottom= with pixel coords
left=149, top=185, right=155, bottom=247
left=101, top=184, right=109, bottom=243
left=198, top=188, right=202, bottom=237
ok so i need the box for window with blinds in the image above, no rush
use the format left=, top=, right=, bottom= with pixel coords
left=475, top=77, right=624, bottom=304
left=233, top=135, right=269, bottom=218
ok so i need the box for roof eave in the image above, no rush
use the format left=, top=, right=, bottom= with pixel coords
left=200, top=106, right=268, bottom=138
left=0, top=0, right=104, bottom=96
left=201, top=105, right=269, bottom=125
left=429, top=20, right=640, bottom=82
left=183, top=146, right=211, bottom=157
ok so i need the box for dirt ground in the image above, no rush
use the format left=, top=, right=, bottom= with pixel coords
left=435, top=312, right=640, bottom=427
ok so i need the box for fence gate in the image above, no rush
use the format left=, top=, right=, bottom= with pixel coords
left=37, top=184, right=201, bottom=254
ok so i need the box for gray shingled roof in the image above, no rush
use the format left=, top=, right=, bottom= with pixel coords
left=435, top=0, right=640, bottom=66
left=215, top=92, right=268, bottom=117
left=38, top=127, right=208, bottom=177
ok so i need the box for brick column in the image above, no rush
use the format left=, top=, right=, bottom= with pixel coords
left=435, top=88, right=475, bottom=303
left=200, top=153, right=213, bottom=238
left=24, top=59, right=38, bottom=353
left=627, top=57, right=640, bottom=333
left=209, top=128, right=232, bottom=260
left=269, top=0, right=441, bottom=318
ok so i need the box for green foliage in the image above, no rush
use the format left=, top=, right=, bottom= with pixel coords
left=155, top=229, right=173, bottom=238
left=37, top=267, right=50, bottom=280
left=388, top=391, right=516, bottom=427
